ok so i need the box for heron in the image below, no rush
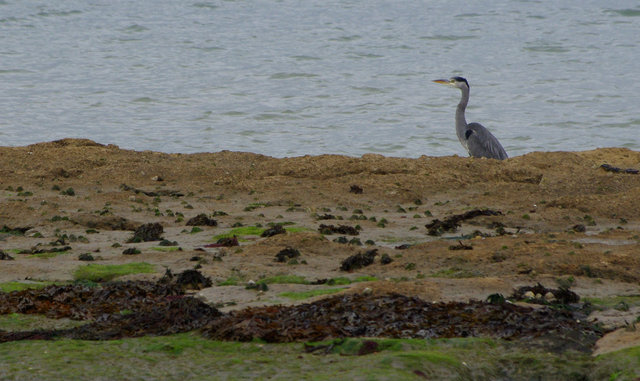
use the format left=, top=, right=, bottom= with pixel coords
left=433, top=77, right=508, bottom=160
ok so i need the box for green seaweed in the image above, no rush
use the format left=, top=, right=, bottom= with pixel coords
left=73, top=263, right=155, bottom=282
left=583, top=295, right=640, bottom=309
left=29, top=250, right=72, bottom=259
left=0, top=281, right=53, bottom=293
left=212, top=225, right=307, bottom=241
left=278, top=288, right=344, bottom=300
left=150, top=246, right=181, bottom=252
left=0, top=334, right=634, bottom=380
left=0, top=313, right=85, bottom=332
left=260, top=275, right=309, bottom=285
left=429, top=267, right=477, bottom=278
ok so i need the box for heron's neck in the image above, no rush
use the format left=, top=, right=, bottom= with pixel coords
left=455, top=87, right=469, bottom=141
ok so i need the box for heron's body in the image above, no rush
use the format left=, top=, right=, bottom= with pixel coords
left=434, top=77, right=508, bottom=160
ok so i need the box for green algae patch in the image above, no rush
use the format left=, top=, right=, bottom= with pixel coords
left=278, top=288, right=344, bottom=300
left=150, top=246, right=181, bottom=252
left=283, top=226, right=311, bottom=233
left=326, top=276, right=352, bottom=285
left=212, top=226, right=265, bottom=241
left=584, top=295, right=640, bottom=309
left=595, top=345, right=640, bottom=381
left=429, top=267, right=478, bottom=278
left=0, top=281, right=52, bottom=293
left=0, top=313, right=85, bottom=332
left=29, top=250, right=72, bottom=259
left=260, top=275, right=309, bottom=285
left=217, top=276, right=241, bottom=286
left=354, top=275, right=378, bottom=282
left=212, top=225, right=306, bottom=241
left=0, top=335, right=627, bottom=380
left=73, top=262, right=155, bottom=282
left=326, top=275, right=378, bottom=285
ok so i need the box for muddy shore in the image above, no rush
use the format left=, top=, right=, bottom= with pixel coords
left=1, top=138, right=640, bottom=357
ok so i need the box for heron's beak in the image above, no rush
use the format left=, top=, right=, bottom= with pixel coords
left=432, top=79, right=449, bottom=85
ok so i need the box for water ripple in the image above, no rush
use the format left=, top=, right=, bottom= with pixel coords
left=0, top=0, right=637, bottom=157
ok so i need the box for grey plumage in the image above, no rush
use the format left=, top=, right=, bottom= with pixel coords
left=434, top=77, right=508, bottom=160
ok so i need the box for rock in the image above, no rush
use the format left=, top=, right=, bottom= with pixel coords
left=512, top=283, right=580, bottom=305
left=380, top=253, right=393, bottom=265
left=246, top=280, right=268, bottom=291
left=362, top=287, right=373, bottom=296
left=544, top=292, right=556, bottom=302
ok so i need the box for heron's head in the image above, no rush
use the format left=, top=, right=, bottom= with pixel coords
left=433, top=76, right=469, bottom=90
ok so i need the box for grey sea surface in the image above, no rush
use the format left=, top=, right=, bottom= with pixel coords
left=1, top=0, right=639, bottom=157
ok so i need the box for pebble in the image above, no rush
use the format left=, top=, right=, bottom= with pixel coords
left=523, top=291, right=535, bottom=299
left=362, top=287, right=373, bottom=296
left=544, top=292, right=556, bottom=302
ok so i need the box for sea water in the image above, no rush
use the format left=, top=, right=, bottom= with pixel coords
left=1, top=0, right=638, bottom=157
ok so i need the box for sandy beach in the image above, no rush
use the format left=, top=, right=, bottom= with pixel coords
left=1, top=138, right=640, bottom=377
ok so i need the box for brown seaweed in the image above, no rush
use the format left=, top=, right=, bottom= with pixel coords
left=127, top=222, right=163, bottom=243
left=425, top=209, right=502, bottom=236
left=185, top=214, right=218, bottom=226
left=318, top=224, right=359, bottom=235
left=340, top=249, right=377, bottom=271
left=600, top=164, right=639, bottom=174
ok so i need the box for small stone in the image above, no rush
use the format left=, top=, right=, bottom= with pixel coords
left=544, top=292, right=556, bottom=302
left=523, top=291, right=535, bottom=299
left=247, top=280, right=256, bottom=287
left=535, top=293, right=543, bottom=299
left=362, top=287, right=373, bottom=296
left=151, top=175, right=163, bottom=181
